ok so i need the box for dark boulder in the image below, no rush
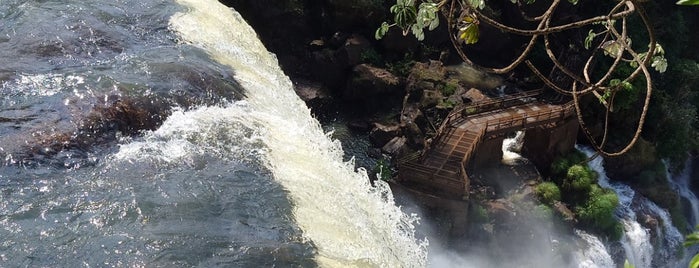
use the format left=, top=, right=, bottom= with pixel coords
left=344, top=64, right=400, bottom=100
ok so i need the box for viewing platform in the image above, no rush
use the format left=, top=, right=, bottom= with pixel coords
left=396, top=91, right=576, bottom=200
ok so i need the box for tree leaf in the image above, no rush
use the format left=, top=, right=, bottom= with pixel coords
left=428, top=16, right=440, bottom=30
left=601, top=40, right=622, bottom=57
left=651, top=56, right=668, bottom=73
left=584, top=30, right=595, bottom=50
left=677, top=0, right=699, bottom=5
left=690, top=253, right=699, bottom=268
left=375, top=22, right=390, bottom=40
left=459, top=23, right=479, bottom=44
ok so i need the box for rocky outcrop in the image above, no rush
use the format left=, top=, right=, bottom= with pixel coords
left=344, top=64, right=401, bottom=100
left=522, top=117, right=579, bottom=175
left=603, top=138, right=658, bottom=182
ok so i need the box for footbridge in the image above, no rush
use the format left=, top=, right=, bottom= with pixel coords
left=396, top=90, right=576, bottom=200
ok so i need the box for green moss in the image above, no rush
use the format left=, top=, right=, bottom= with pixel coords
left=575, top=186, right=622, bottom=239
left=360, top=48, right=384, bottom=66
left=470, top=203, right=489, bottom=223
left=536, top=182, right=561, bottom=206
left=373, top=158, right=393, bottom=181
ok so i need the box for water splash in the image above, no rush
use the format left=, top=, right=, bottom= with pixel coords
left=575, top=230, right=615, bottom=268
left=165, top=0, right=428, bottom=266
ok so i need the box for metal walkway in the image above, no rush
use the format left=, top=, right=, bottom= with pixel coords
left=397, top=91, right=576, bottom=200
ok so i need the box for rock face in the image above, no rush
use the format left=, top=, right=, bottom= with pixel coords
left=603, top=138, right=657, bottom=181
left=522, top=117, right=580, bottom=175
left=344, top=64, right=401, bottom=100
left=369, top=122, right=402, bottom=147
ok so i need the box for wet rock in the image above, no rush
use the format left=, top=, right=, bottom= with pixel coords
left=604, top=138, right=658, bottom=182
left=407, top=61, right=447, bottom=92
left=400, top=103, right=424, bottom=125
left=484, top=199, right=515, bottom=223
left=446, top=62, right=503, bottom=90
left=293, top=79, right=329, bottom=103
left=369, top=122, right=402, bottom=147
left=553, top=201, right=576, bottom=223
left=462, top=87, right=490, bottom=104
left=403, top=121, right=424, bottom=148
left=338, top=34, right=372, bottom=67
left=344, top=64, right=400, bottom=100
left=382, top=136, right=408, bottom=156
left=420, top=90, right=443, bottom=108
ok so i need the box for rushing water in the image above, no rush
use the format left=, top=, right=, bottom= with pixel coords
left=667, top=159, right=699, bottom=228
left=580, top=146, right=683, bottom=268
left=0, top=0, right=426, bottom=267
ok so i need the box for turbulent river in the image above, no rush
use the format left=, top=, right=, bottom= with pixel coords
left=0, top=0, right=426, bottom=266
left=1, top=0, right=698, bottom=267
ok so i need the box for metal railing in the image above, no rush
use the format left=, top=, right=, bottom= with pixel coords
left=432, top=89, right=544, bottom=148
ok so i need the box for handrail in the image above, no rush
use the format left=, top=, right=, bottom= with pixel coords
left=432, top=89, right=544, bottom=147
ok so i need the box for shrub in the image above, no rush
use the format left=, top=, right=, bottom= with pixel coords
left=536, top=182, right=561, bottom=206
left=550, top=149, right=587, bottom=177
left=373, top=158, right=393, bottom=181
left=576, top=186, right=621, bottom=239
left=563, top=164, right=596, bottom=194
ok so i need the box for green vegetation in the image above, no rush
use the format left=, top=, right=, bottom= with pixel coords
left=541, top=150, right=622, bottom=239
left=576, top=185, right=623, bottom=240
left=535, top=182, right=561, bottom=206
left=373, top=158, right=393, bottom=181
left=684, top=227, right=699, bottom=268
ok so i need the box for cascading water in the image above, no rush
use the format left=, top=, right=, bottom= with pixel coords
left=575, top=230, right=615, bottom=268
left=579, top=146, right=683, bottom=268
left=666, top=159, right=699, bottom=227
left=0, top=0, right=426, bottom=266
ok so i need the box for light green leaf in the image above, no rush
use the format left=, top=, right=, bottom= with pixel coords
left=375, top=22, right=390, bottom=40
left=584, top=30, right=595, bottom=50
left=459, top=23, right=479, bottom=44
left=467, top=0, right=485, bottom=9
left=651, top=56, right=668, bottom=73
left=428, top=16, right=440, bottom=30
left=677, top=0, right=699, bottom=5
left=690, top=253, right=699, bottom=268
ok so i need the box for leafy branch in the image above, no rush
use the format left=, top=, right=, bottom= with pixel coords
left=378, top=0, right=668, bottom=158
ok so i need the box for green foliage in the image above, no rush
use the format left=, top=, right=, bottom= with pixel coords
left=458, top=15, right=480, bottom=44
left=437, top=99, right=457, bottom=109
left=441, top=82, right=458, bottom=96
left=360, top=48, right=384, bottom=66
left=685, top=227, right=699, bottom=268
left=563, top=165, right=597, bottom=193
left=576, top=185, right=622, bottom=239
left=550, top=150, right=587, bottom=177
left=386, top=53, right=416, bottom=77
left=547, top=150, right=621, bottom=239
left=376, top=0, right=440, bottom=41
left=373, top=158, right=393, bottom=181
left=533, top=204, right=554, bottom=221
left=536, top=182, right=561, bottom=205
left=470, top=203, right=489, bottom=223
left=677, top=0, right=699, bottom=5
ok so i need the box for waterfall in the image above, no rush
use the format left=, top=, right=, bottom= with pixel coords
left=575, top=230, right=615, bottom=268
left=666, top=159, right=699, bottom=227
left=502, top=131, right=525, bottom=165
left=579, top=146, right=683, bottom=267
left=149, top=0, right=428, bottom=266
